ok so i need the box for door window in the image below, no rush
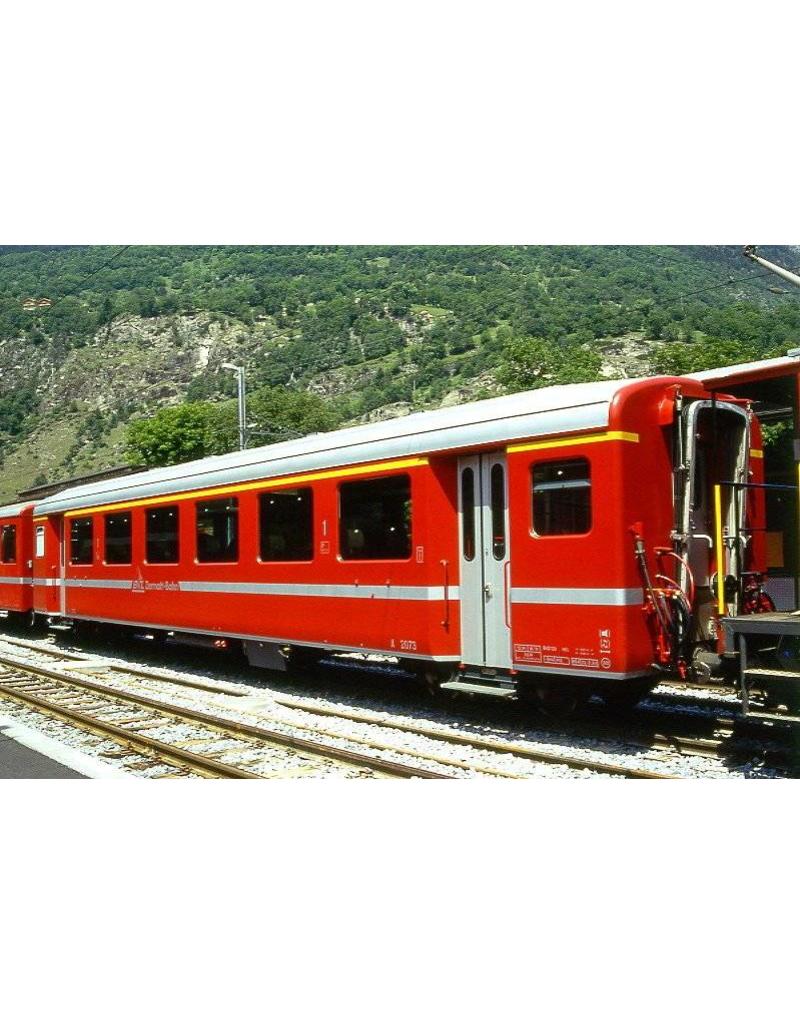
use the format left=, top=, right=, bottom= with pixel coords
left=461, top=468, right=476, bottom=561
left=490, top=463, right=506, bottom=560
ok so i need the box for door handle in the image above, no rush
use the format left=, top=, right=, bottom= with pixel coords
left=483, top=583, right=492, bottom=599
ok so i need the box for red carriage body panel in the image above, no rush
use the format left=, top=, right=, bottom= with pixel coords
left=0, top=503, right=34, bottom=614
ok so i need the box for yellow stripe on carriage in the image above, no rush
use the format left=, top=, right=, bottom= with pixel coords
left=507, top=430, right=639, bottom=454
left=62, top=456, right=430, bottom=518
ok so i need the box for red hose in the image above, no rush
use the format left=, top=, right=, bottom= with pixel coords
left=659, top=551, right=696, bottom=607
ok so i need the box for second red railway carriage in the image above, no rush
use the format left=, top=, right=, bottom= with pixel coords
left=0, top=502, right=34, bottom=619
left=2, top=354, right=799, bottom=707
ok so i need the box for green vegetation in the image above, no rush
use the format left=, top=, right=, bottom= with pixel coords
left=0, top=244, right=798, bottom=483
left=126, top=386, right=340, bottom=467
left=498, top=336, right=603, bottom=390
left=0, top=388, right=35, bottom=437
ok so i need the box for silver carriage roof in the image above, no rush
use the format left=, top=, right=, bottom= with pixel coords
left=34, top=377, right=631, bottom=515
left=689, top=353, right=800, bottom=386
left=26, top=353, right=800, bottom=517
left=0, top=502, right=32, bottom=519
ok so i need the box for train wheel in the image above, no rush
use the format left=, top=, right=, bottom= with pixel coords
left=532, top=682, right=589, bottom=719
left=414, top=665, right=455, bottom=701
left=600, top=682, right=654, bottom=713
left=765, top=683, right=800, bottom=715
left=286, top=646, right=323, bottom=676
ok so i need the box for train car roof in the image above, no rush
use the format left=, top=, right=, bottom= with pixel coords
left=29, top=354, right=800, bottom=515
left=0, top=502, right=32, bottom=519
left=689, top=353, right=800, bottom=387
left=34, top=377, right=633, bottom=514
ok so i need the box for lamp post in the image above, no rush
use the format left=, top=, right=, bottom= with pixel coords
left=222, top=362, right=247, bottom=450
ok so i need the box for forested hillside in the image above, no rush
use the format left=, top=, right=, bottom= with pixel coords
left=1, top=245, right=799, bottom=501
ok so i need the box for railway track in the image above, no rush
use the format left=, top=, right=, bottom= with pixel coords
left=0, top=654, right=456, bottom=779
left=0, top=636, right=677, bottom=779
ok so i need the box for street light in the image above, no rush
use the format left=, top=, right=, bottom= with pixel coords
left=221, top=362, right=247, bottom=451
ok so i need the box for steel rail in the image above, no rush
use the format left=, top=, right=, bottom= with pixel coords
left=0, top=640, right=676, bottom=779
left=0, top=653, right=452, bottom=779
left=0, top=672, right=260, bottom=779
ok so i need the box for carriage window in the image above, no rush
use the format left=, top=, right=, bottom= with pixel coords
left=35, top=526, right=45, bottom=558
left=260, top=488, right=313, bottom=562
left=490, top=463, right=506, bottom=560
left=0, top=525, right=17, bottom=563
left=196, top=498, right=238, bottom=563
left=339, top=474, right=411, bottom=560
left=146, top=506, right=180, bottom=563
left=532, top=458, right=592, bottom=536
left=70, top=517, right=94, bottom=565
left=461, top=468, right=476, bottom=561
left=105, top=511, right=132, bottom=565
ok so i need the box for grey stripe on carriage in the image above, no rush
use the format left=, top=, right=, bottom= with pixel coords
left=510, top=587, right=644, bottom=606
left=61, top=578, right=461, bottom=601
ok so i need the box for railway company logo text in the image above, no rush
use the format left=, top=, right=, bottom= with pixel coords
left=131, top=580, right=181, bottom=593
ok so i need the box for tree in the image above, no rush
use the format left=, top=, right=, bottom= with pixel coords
left=651, top=336, right=759, bottom=377
left=126, top=388, right=342, bottom=468
left=498, top=336, right=603, bottom=392
left=126, top=402, right=217, bottom=467
left=244, top=386, right=341, bottom=446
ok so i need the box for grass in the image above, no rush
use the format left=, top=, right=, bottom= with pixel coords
left=410, top=304, right=451, bottom=320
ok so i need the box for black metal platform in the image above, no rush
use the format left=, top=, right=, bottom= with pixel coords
left=721, top=612, right=800, bottom=713
left=722, top=611, right=800, bottom=637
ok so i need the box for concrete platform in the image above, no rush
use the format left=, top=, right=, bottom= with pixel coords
left=0, top=723, right=86, bottom=778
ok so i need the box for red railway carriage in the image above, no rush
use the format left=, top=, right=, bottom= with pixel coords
left=21, top=355, right=800, bottom=705
left=0, top=502, right=34, bottom=618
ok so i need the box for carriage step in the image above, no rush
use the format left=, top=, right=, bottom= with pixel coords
left=744, top=667, right=800, bottom=679
left=441, top=679, right=518, bottom=698
left=47, top=620, right=75, bottom=632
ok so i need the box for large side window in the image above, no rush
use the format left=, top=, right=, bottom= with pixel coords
left=532, top=458, right=592, bottom=536
left=260, top=488, right=313, bottom=562
left=70, top=517, right=94, bottom=565
left=105, top=511, right=132, bottom=565
left=339, top=474, right=411, bottom=560
left=0, top=525, right=17, bottom=563
left=146, top=506, right=180, bottom=564
left=196, top=498, right=239, bottom=563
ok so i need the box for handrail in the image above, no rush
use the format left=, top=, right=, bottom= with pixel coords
left=440, top=559, right=450, bottom=628
left=713, top=484, right=726, bottom=614
left=503, top=560, right=511, bottom=629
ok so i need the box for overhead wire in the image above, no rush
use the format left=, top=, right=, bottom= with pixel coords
left=614, top=245, right=800, bottom=305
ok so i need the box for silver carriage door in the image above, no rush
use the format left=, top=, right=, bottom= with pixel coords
left=458, top=452, right=512, bottom=669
